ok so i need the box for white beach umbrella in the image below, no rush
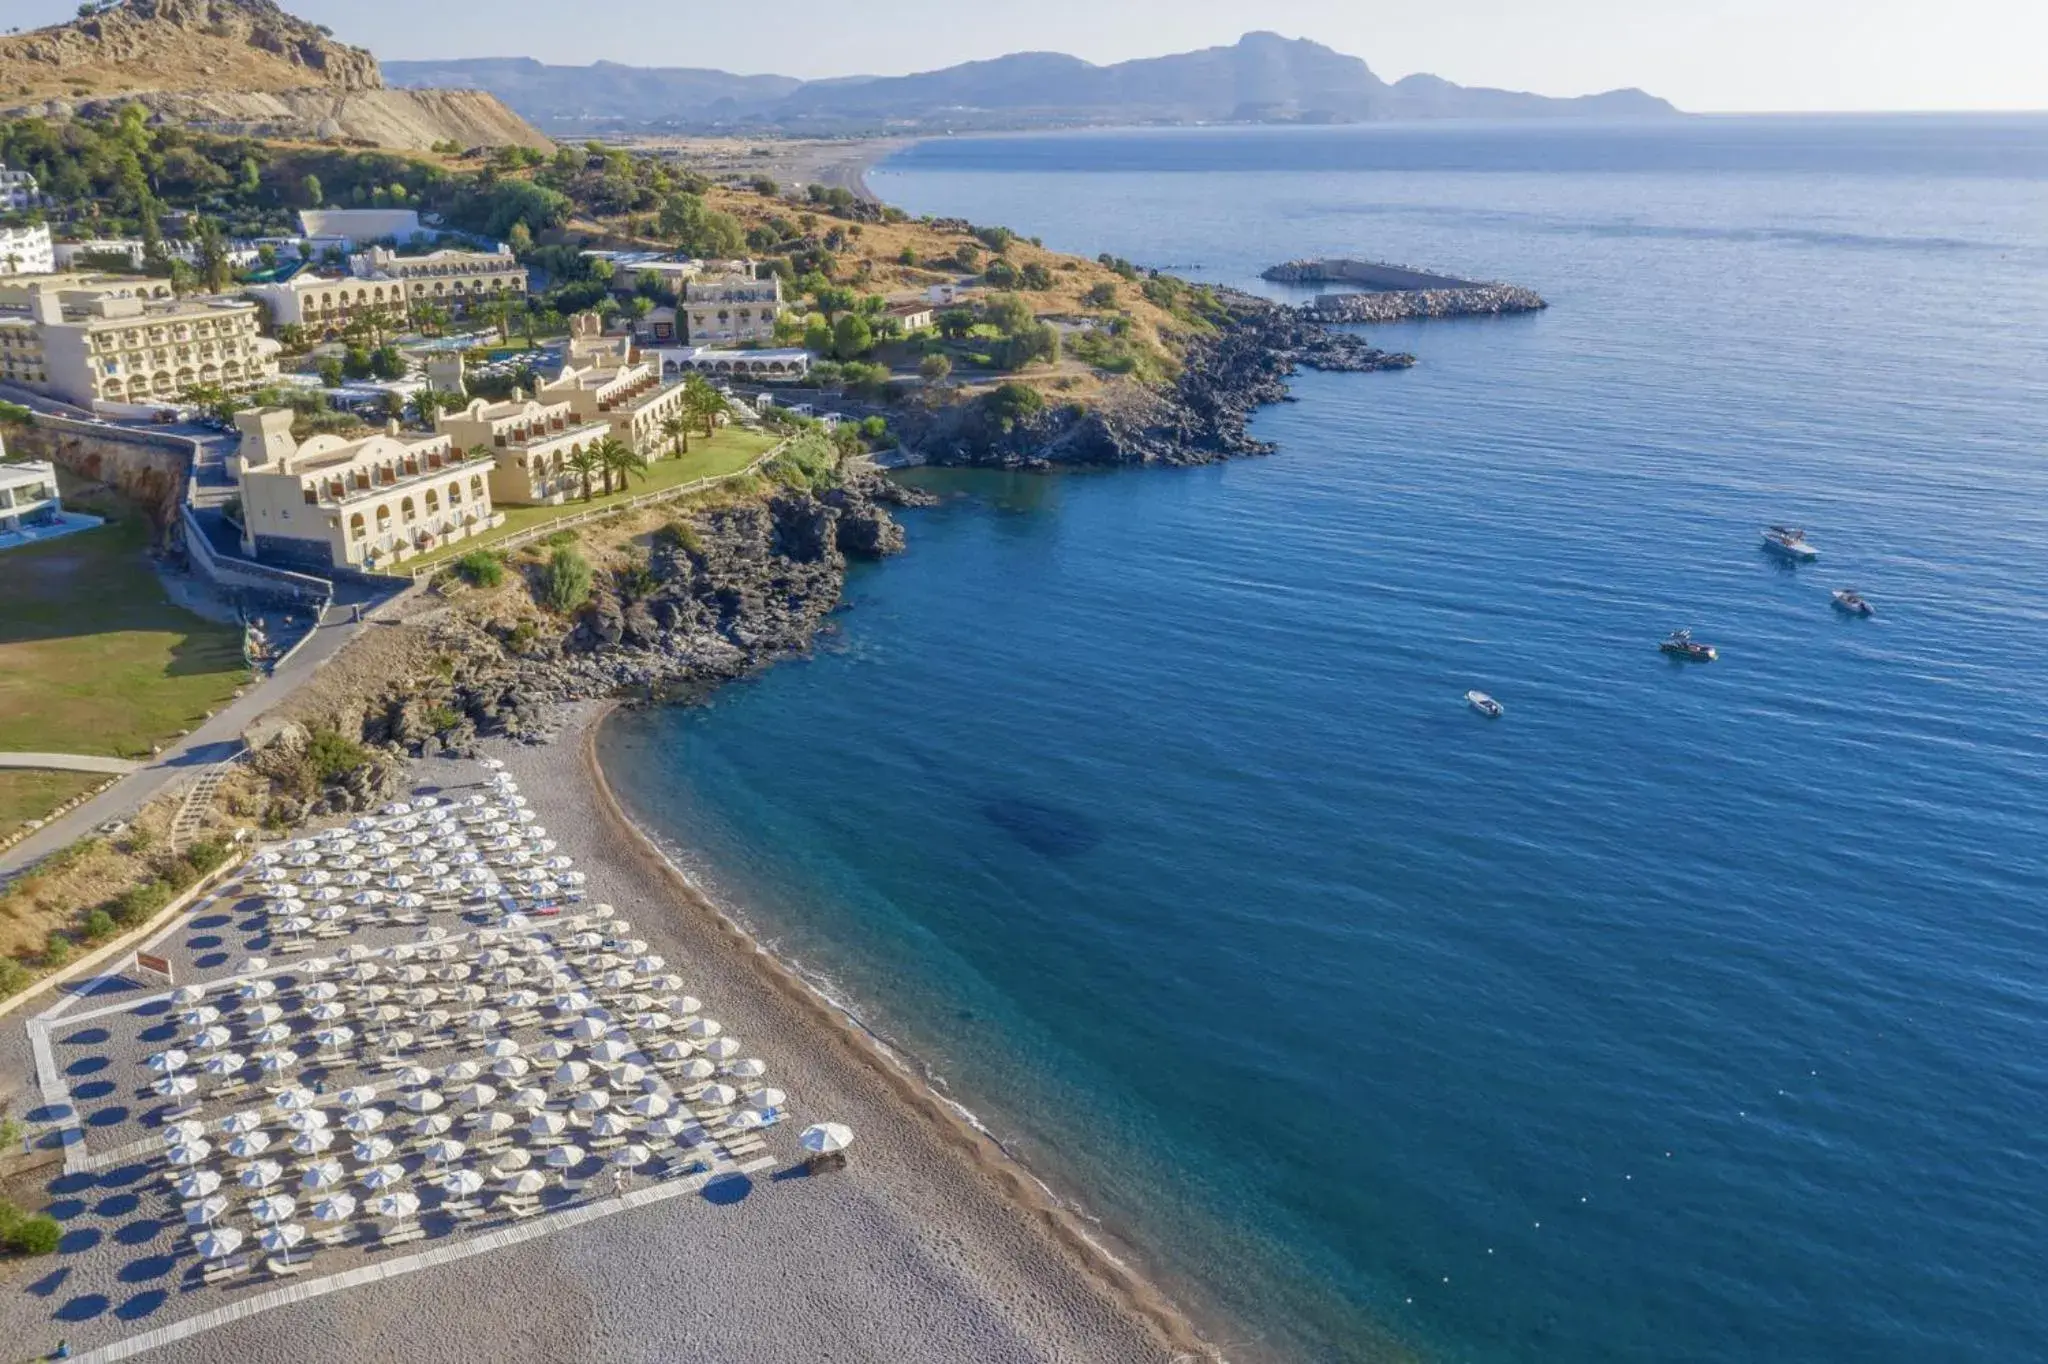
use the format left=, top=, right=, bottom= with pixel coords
left=608, top=1143, right=652, bottom=1170
left=146, top=1048, right=190, bottom=1074
left=194, top=1227, right=243, bottom=1262
left=188, top=1025, right=233, bottom=1052
left=410, top=1113, right=453, bottom=1140
left=568, top=1017, right=611, bottom=1044
left=274, top=1087, right=320, bottom=1113
left=588, top=1112, right=634, bottom=1139
left=249, top=1023, right=293, bottom=1048
left=470, top=1110, right=516, bottom=1137
left=491, top=1057, right=531, bottom=1082
left=154, top=1073, right=201, bottom=1102
left=723, top=1057, right=766, bottom=1081
left=551, top=1060, right=591, bottom=1089
left=247, top=1001, right=287, bottom=1027
left=239, top=1159, right=284, bottom=1190
left=342, top=1108, right=387, bottom=1135
left=799, top=1123, right=854, bottom=1155
left=661, top=988, right=698, bottom=1010
left=501, top=1170, right=547, bottom=1197
left=201, top=1051, right=247, bottom=1078
left=282, top=1108, right=330, bottom=1134
left=259, top=1223, right=308, bottom=1260
left=683, top=1018, right=722, bottom=1042
left=352, top=1136, right=396, bottom=1165
left=423, top=1137, right=467, bottom=1166
left=300, top=1160, right=347, bottom=1192
left=162, top=1119, right=206, bottom=1148
left=653, top=1041, right=696, bottom=1064
left=588, top=1038, right=634, bottom=1066
left=289, top=1129, right=336, bottom=1158
left=528, top=1113, right=568, bottom=1140
left=224, top=1130, right=272, bottom=1160
left=313, top=1026, right=355, bottom=1053
left=312, top=1193, right=359, bottom=1224
left=360, top=1163, right=407, bottom=1193
left=218, top=1108, right=266, bottom=1138
left=335, top=1084, right=379, bottom=1110
left=166, top=1140, right=212, bottom=1168
left=642, top=1115, right=691, bottom=1144
left=183, top=1193, right=230, bottom=1228
left=401, top=1090, right=445, bottom=1115
left=700, top=1036, right=742, bottom=1062
left=237, top=979, right=278, bottom=1004
left=632, top=1013, right=674, bottom=1034
left=174, top=1168, right=222, bottom=1200
left=396, top=1066, right=436, bottom=1089
left=178, top=1005, right=222, bottom=1029
left=442, top=1060, right=482, bottom=1085
left=570, top=1089, right=613, bottom=1115
left=371, top=1190, right=422, bottom=1220
left=253, top=1049, right=296, bottom=1078
left=248, top=1193, right=297, bottom=1226
left=507, top=1087, right=548, bottom=1113
left=440, top=1168, right=486, bottom=1199
left=624, top=1093, right=671, bottom=1120
left=748, top=1088, right=787, bottom=1113
left=544, top=1144, right=585, bottom=1172
left=613, top=1063, right=649, bottom=1091
left=455, top=1083, right=498, bottom=1110
left=491, top=1147, right=534, bottom=1174
left=726, top=1109, right=765, bottom=1133
left=675, top=1058, right=716, bottom=1083
left=531, top=1039, right=577, bottom=1063
left=694, top=1083, right=737, bottom=1109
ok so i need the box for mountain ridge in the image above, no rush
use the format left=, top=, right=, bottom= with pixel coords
left=386, top=32, right=1681, bottom=134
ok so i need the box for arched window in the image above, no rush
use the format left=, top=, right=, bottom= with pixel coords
left=349, top=512, right=366, bottom=540
left=448, top=480, right=463, bottom=506
left=470, top=475, right=484, bottom=499
left=375, top=505, right=391, bottom=532
left=401, top=496, right=417, bottom=523
left=424, top=488, right=440, bottom=514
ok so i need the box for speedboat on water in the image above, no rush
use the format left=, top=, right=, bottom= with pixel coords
left=1762, top=525, right=1819, bottom=561
left=1465, top=690, right=1503, bottom=718
left=1832, top=589, right=1875, bottom=617
left=1660, top=629, right=1718, bottom=662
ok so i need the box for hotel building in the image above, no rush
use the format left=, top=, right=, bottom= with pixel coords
left=245, top=246, right=527, bottom=335
left=683, top=271, right=783, bottom=346
left=0, top=222, right=54, bottom=276
left=435, top=395, right=612, bottom=506
left=234, top=409, right=502, bottom=572
left=0, top=279, right=278, bottom=409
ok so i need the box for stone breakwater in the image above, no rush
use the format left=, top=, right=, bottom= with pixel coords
left=1304, top=284, right=1547, bottom=323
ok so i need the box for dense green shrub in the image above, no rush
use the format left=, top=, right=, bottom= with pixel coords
left=653, top=520, right=701, bottom=555
left=4, top=1213, right=60, bottom=1257
left=763, top=432, right=841, bottom=492
left=453, top=550, right=506, bottom=588
left=306, top=729, right=369, bottom=783
left=80, top=909, right=116, bottom=943
left=184, top=838, right=230, bottom=875
left=0, top=959, right=29, bottom=997
left=107, top=879, right=172, bottom=927
left=538, top=547, right=593, bottom=614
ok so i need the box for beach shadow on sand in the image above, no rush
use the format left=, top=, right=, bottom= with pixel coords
left=700, top=1173, right=753, bottom=1206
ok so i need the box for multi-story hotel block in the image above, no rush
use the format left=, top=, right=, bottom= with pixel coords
left=435, top=395, right=612, bottom=507
left=245, top=246, right=527, bottom=335
left=534, top=314, right=692, bottom=454
left=0, top=277, right=279, bottom=409
left=233, top=410, right=502, bottom=572
left=683, top=271, right=782, bottom=346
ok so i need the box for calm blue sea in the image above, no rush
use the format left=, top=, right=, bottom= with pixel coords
left=601, top=118, right=2048, bottom=1364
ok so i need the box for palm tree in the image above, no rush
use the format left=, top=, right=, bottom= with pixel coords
left=594, top=436, right=646, bottom=496
left=683, top=374, right=727, bottom=440
left=565, top=445, right=601, bottom=501
left=659, top=413, right=691, bottom=459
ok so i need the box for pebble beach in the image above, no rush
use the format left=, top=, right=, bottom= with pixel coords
left=0, top=700, right=1196, bottom=1363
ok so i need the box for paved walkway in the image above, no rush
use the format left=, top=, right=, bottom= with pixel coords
left=0, top=753, right=142, bottom=775
left=0, top=578, right=403, bottom=880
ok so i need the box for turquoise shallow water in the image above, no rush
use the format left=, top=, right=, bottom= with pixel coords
left=600, top=119, right=2048, bottom=1363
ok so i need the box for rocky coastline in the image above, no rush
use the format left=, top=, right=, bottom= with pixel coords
left=900, top=295, right=1414, bottom=470
left=1303, top=284, right=1547, bottom=323
left=280, top=298, right=1410, bottom=780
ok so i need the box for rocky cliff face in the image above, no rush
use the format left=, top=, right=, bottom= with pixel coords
left=903, top=297, right=1415, bottom=470
left=338, top=471, right=932, bottom=758
left=0, top=0, right=548, bottom=150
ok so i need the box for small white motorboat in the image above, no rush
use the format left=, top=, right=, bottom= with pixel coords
left=1762, top=525, right=1819, bottom=561
left=1465, top=690, right=1503, bottom=718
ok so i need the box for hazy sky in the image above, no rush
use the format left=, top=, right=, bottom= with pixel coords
left=16, top=0, right=2048, bottom=112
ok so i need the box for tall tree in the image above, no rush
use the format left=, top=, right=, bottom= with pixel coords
left=191, top=215, right=230, bottom=295
left=593, top=436, right=645, bottom=495
left=659, top=412, right=691, bottom=458
left=683, top=374, right=726, bottom=438
left=564, top=445, right=601, bottom=502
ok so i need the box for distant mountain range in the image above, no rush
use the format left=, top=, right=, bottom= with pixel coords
left=386, top=32, right=1680, bottom=135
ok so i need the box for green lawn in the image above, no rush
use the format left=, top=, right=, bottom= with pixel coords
left=406, top=427, right=776, bottom=572
left=0, top=770, right=103, bottom=837
left=0, top=497, right=250, bottom=760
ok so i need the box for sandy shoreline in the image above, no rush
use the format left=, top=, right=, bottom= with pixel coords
left=8, top=699, right=1210, bottom=1363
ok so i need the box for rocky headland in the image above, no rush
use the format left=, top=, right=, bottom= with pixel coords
left=1264, top=256, right=1547, bottom=323
left=900, top=294, right=1414, bottom=470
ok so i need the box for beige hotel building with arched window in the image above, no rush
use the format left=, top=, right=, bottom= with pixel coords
left=233, top=410, right=503, bottom=573
left=244, top=247, right=527, bottom=337
left=435, top=395, right=613, bottom=507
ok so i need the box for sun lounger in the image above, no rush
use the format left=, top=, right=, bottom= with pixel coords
left=202, top=1256, right=249, bottom=1286
left=378, top=1222, right=426, bottom=1246
left=265, top=1255, right=306, bottom=1278
left=312, top=1225, right=354, bottom=1246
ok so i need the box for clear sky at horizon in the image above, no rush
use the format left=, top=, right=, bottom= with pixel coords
left=10, top=0, right=2046, bottom=113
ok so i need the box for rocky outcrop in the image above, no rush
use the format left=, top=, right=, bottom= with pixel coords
left=902, top=294, right=1414, bottom=470
left=0, top=0, right=550, bottom=150
left=335, top=471, right=930, bottom=757
left=0, top=0, right=381, bottom=100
